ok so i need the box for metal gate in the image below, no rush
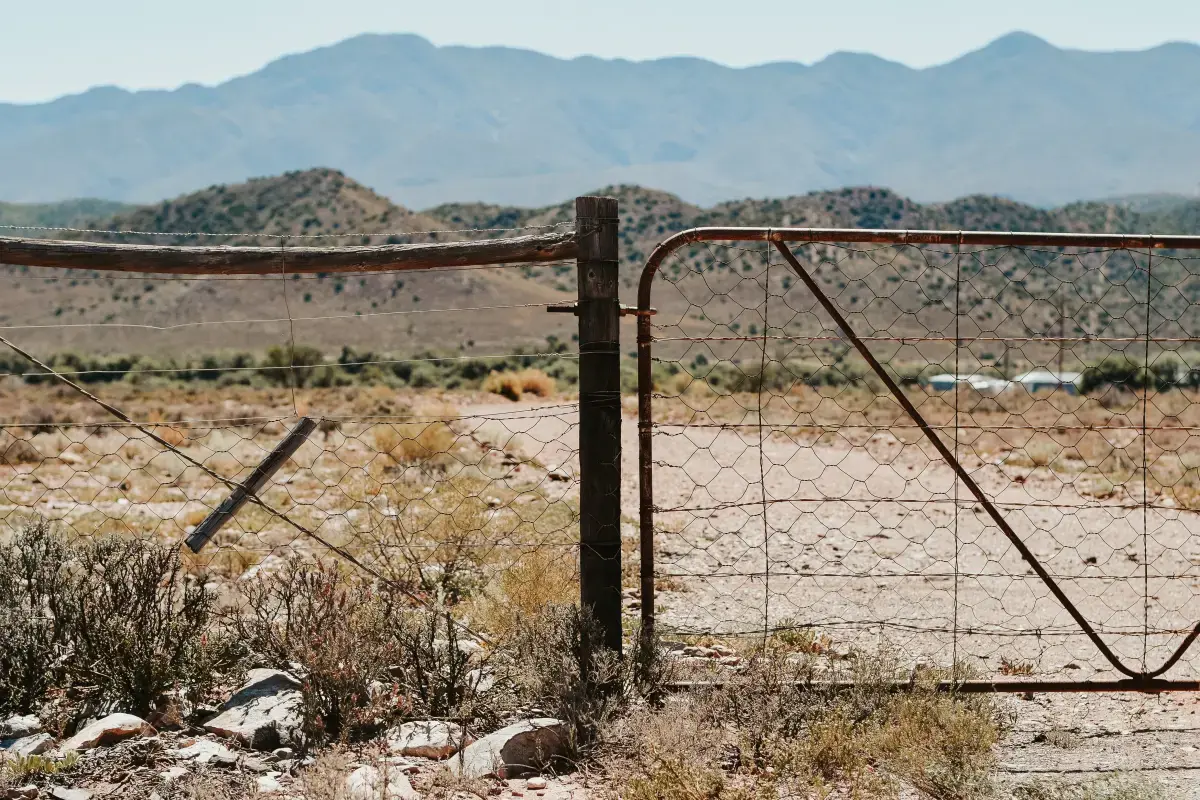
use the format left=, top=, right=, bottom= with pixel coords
left=637, top=227, right=1200, bottom=690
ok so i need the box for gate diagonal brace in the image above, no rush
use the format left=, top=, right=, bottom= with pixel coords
left=185, top=417, right=318, bottom=553
left=769, top=238, right=1200, bottom=680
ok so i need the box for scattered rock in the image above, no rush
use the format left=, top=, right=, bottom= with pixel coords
left=256, top=775, right=284, bottom=794
left=387, top=720, right=468, bottom=760
left=432, top=638, right=485, bottom=659
left=160, top=766, right=189, bottom=784
left=345, top=765, right=418, bottom=800
left=271, top=747, right=294, bottom=760
left=0, top=715, right=42, bottom=739
left=6, top=787, right=38, bottom=800
left=240, top=554, right=285, bottom=582
left=526, top=777, right=548, bottom=790
left=467, top=668, right=496, bottom=694
left=241, top=756, right=273, bottom=773
left=170, top=738, right=249, bottom=769
left=547, top=466, right=571, bottom=482
left=47, top=789, right=91, bottom=800
left=203, top=669, right=304, bottom=750
left=450, top=718, right=566, bottom=779
left=60, top=714, right=154, bottom=752
left=3, top=733, right=53, bottom=756
left=189, top=704, right=222, bottom=726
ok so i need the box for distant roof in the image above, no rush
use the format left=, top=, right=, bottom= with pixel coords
left=1015, top=370, right=1083, bottom=383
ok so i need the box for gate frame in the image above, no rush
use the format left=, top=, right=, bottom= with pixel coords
left=637, top=227, right=1200, bottom=692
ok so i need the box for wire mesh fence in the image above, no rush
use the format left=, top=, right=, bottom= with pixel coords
left=0, top=222, right=591, bottom=636
left=638, top=231, right=1200, bottom=685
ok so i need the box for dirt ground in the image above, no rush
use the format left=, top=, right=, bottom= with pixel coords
left=6, top=383, right=1200, bottom=790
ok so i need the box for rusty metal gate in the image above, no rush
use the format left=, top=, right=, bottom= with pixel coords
left=637, top=227, right=1200, bottom=690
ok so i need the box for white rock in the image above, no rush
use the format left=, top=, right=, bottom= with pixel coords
left=3, top=733, right=53, bottom=756
left=547, top=466, right=571, bottom=482
left=387, top=720, right=468, bottom=760
left=526, top=776, right=548, bottom=790
left=256, top=775, right=284, bottom=794
left=160, top=766, right=189, bottom=784
left=345, top=765, right=418, bottom=800
left=450, top=718, right=566, bottom=779
left=60, top=714, right=154, bottom=752
left=433, top=639, right=485, bottom=658
left=171, top=739, right=240, bottom=765
left=0, top=715, right=42, bottom=739
left=239, top=554, right=286, bottom=582
left=48, top=789, right=91, bottom=800
left=466, top=668, right=495, bottom=694
left=203, top=669, right=303, bottom=750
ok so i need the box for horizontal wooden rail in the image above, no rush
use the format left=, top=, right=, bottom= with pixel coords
left=0, top=229, right=579, bottom=275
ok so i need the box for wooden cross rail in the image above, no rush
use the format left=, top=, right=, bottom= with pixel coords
left=0, top=229, right=579, bottom=274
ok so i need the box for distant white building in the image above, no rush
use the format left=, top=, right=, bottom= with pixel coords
left=924, top=374, right=1011, bottom=395
left=1013, top=370, right=1082, bottom=395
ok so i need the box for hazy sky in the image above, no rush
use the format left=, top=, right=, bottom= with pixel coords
left=5, top=0, right=1199, bottom=104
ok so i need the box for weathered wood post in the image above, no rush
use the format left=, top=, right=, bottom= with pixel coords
left=575, top=195, right=623, bottom=655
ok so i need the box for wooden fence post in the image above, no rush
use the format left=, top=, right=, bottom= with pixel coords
left=575, top=195, right=623, bottom=655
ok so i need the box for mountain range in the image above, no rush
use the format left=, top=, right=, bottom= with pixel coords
left=3, top=32, right=1200, bottom=208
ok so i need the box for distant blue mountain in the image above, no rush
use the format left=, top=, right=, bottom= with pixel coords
left=2, top=32, right=1199, bottom=207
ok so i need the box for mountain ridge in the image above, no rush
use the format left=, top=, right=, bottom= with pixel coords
left=3, top=33, right=1200, bottom=208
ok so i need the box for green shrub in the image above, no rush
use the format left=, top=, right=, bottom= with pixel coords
left=0, top=522, right=231, bottom=718
left=260, top=344, right=326, bottom=387
left=0, top=521, right=74, bottom=714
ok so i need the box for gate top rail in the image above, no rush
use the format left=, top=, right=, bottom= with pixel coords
left=638, top=226, right=1200, bottom=309
left=0, top=229, right=579, bottom=275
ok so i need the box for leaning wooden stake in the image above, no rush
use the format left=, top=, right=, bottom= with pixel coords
left=185, top=417, right=318, bottom=553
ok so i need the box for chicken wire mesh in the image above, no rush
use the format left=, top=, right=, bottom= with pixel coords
left=0, top=228, right=585, bottom=626
left=639, top=232, right=1200, bottom=684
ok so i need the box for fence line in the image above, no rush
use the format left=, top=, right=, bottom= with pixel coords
left=0, top=199, right=627, bottom=661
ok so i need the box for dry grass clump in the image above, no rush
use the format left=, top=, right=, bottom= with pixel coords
left=598, top=648, right=1005, bottom=800
left=505, top=605, right=674, bottom=764
left=0, top=430, right=41, bottom=465
left=481, top=368, right=555, bottom=400
left=1015, top=774, right=1166, bottom=800
left=371, top=420, right=459, bottom=468
left=471, top=547, right=577, bottom=639
left=364, top=475, right=577, bottom=608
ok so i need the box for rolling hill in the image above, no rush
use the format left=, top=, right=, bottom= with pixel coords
left=3, top=33, right=1200, bottom=208
left=3, top=169, right=1200, bottom=370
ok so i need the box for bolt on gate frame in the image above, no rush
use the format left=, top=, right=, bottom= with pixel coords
left=637, top=227, right=1200, bottom=692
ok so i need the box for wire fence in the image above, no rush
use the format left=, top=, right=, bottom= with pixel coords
left=0, top=221, right=591, bottom=635
left=638, top=231, right=1200, bottom=685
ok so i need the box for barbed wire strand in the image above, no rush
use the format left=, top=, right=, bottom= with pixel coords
left=0, top=331, right=494, bottom=645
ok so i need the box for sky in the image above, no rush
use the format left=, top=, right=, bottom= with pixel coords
left=4, top=0, right=1200, bottom=104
